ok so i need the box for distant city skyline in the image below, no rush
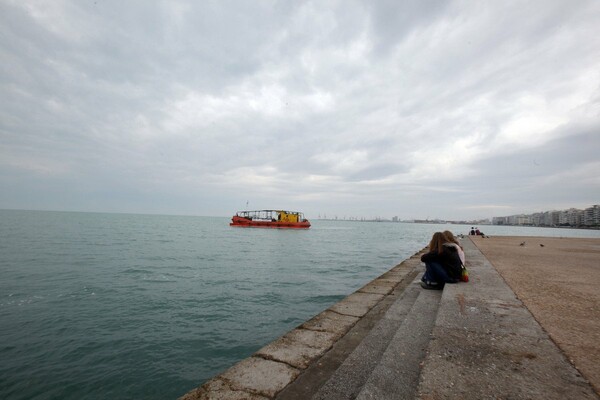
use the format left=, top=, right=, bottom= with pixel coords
left=492, top=204, right=600, bottom=227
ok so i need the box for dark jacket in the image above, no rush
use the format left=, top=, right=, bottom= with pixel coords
left=421, top=246, right=463, bottom=280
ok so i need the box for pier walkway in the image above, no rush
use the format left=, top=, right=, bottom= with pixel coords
left=180, top=238, right=599, bottom=399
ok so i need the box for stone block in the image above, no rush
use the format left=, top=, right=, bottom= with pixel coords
left=328, top=292, right=384, bottom=317
left=255, top=337, right=327, bottom=369
left=358, top=279, right=396, bottom=295
left=179, top=377, right=270, bottom=400
left=300, top=310, right=359, bottom=339
left=219, top=357, right=300, bottom=398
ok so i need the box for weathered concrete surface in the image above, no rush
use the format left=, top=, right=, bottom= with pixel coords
left=181, top=378, right=270, bottom=400
left=180, top=357, right=298, bottom=400
left=356, top=282, right=441, bottom=400
left=299, top=310, right=359, bottom=341
left=277, top=265, right=421, bottom=400
left=417, top=237, right=599, bottom=400
left=310, top=278, right=425, bottom=400
left=358, top=279, right=397, bottom=295
left=328, top=292, right=385, bottom=318
left=256, top=329, right=338, bottom=369
left=180, top=254, right=423, bottom=399
left=472, top=235, right=600, bottom=395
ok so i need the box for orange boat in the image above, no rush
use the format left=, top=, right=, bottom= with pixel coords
left=230, top=210, right=311, bottom=229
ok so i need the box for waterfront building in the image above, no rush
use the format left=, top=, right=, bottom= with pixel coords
left=492, top=216, right=507, bottom=225
left=567, top=208, right=584, bottom=226
left=530, top=212, right=544, bottom=226
left=584, top=205, right=600, bottom=226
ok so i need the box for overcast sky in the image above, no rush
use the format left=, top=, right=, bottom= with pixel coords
left=1, top=0, right=599, bottom=220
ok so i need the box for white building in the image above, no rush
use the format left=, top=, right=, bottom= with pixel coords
left=584, top=205, right=600, bottom=226
left=566, top=208, right=584, bottom=226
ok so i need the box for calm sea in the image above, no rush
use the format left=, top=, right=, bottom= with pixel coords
left=1, top=210, right=599, bottom=400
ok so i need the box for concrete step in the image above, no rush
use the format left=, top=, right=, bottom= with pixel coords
left=310, top=276, right=440, bottom=400
left=355, top=279, right=442, bottom=400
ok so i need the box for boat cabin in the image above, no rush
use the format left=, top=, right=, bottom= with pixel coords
left=230, top=210, right=310, bottom=228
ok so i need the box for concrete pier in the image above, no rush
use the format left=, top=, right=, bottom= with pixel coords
left=180, top=237, right=600, bottom=399
left=472, top=235, right=600, bottom=395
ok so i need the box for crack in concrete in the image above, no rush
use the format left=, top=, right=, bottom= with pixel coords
left=253, top=354, right=302, bottom=372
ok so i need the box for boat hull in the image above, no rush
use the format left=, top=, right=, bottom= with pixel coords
left=230, top=216, right=310, bottom=229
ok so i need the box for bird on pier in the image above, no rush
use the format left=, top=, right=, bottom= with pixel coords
left=519, top=241, right=526, bottom=246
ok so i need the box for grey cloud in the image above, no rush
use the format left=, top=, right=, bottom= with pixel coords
left=366, top=0, right=450, bottom=55
left=347, top=163, right=408, bottom=182
left=446, top=125, right=600, bottom=210
left=1, top=0, right=599, bottom=220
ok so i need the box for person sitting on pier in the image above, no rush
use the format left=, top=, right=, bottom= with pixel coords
left=443, top=230, right=465, bottom=265
left=420, top=232, right=463, bottom=290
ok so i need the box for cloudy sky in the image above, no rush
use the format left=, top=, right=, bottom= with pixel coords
left=1, top=0, right=599, bottom=220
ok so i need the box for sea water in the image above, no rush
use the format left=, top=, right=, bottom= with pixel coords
left=1, top=210, right=599, bottom=400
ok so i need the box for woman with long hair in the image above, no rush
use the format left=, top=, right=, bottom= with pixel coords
left=420, top=232, right=462, bottom=290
